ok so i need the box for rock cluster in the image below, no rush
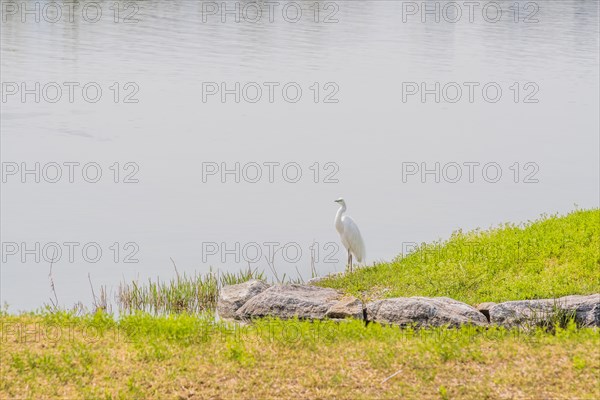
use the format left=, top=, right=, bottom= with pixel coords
left=217, top=280, right=600, bottom=328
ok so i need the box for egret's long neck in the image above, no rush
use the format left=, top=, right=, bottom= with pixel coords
left=334, top=204, right=346, bottom=233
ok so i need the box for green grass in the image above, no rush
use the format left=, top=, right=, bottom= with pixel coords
left=1, top=311, right=598, bottom=399
left=317, top=209, right=600, bottom=304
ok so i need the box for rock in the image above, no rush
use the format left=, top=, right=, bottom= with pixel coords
left=366, top=297, right=488, bottom=327
left=476, top=302, right=497, bottom=322
left=217, top=279, right=270, bottom=319
left=489, top=294, right=600, bottom=328
left=235, top=284, right=363, bottom=320
left=325, top=296, right=364, bottom=319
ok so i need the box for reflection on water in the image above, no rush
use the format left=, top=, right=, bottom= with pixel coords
left=1, top=1, right=599, bottom=310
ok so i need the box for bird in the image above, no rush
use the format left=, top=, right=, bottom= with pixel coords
left=334, top=198, right=365, bottom=273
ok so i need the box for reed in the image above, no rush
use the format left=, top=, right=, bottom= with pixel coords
left=117, top=267, right=263, bottom=315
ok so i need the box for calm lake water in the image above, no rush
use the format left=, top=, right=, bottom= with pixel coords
left=1, top=0, right=598, bottom=311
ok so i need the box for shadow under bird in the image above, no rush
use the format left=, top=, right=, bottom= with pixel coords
left=334, top=198, right=365, bottom=272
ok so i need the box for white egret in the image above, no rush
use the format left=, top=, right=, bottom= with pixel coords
left=334, top=198, right=365, bottom=272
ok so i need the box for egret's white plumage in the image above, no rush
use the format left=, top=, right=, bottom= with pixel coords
left=334, top=198, right=365, bottom=272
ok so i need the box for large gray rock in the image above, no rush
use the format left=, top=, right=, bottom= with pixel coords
left=217, top=279, right=270, bottom=319
left=235, top=284, right=363, bottom=320
left=366, top=297, right=488, bottom=327
left=489, top=294, right=600, bottom=328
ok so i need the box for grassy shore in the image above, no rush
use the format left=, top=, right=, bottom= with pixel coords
left=1, top=312, right=599, bottom=399
left=1, top=209, right=599, bottom=399
left=318, top=209, right=600, bottom=304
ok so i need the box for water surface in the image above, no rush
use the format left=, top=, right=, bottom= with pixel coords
left=1, top=0, right=598, bottom=311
